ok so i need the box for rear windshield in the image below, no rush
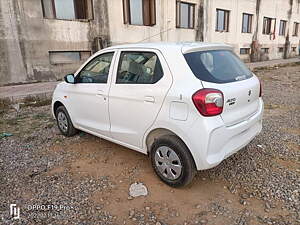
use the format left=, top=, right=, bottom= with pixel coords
left=184, top=50, right=252, bottom=83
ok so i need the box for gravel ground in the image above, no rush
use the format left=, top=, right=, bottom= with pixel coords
left=0, top=64, right=299, bottom=225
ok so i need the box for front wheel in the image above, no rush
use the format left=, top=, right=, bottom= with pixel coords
left=55, top=105, right=78, bottom=137
left=150, top=135, right=196, bottom=187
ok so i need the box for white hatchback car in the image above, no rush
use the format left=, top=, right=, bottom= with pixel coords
left=52, top=42, right=263, bottom=187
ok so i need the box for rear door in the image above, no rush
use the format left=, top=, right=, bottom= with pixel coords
left=109, top=49, right=172, bottom=149
left=184, top=49, right=260, bottom=126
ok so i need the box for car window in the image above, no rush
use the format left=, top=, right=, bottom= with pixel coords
left=184, top=50, right=252, bottom=83
left=76, top=52, right=114, bottom=83
left=116, top=51, right=163, bottom=84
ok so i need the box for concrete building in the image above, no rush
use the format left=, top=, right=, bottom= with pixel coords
left=0, top=0, right=299, bottom=85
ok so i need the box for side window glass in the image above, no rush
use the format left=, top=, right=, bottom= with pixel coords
left=76, top=52, right=114, bottom=84
left=116, top=52, right=163, bottom=84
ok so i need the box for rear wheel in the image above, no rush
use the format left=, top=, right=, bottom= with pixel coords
left=150, top=135, right=196, bottom=187
left=55, top=106, right=78, bottom=137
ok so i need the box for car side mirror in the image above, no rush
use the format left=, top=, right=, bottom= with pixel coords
left=64, top=74, right=75, bottom=84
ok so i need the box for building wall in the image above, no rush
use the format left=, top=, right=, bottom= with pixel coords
left=0, top=0, right=299, bottom=85
left=204, top=0, right=258, bottom=61
left=21, top=0, right=91, bottom=82
left=0, top=0, right=110, bottom=85
left=107, top=0, right=199, bottom=45
left=254, top=0, right=300, bottom=60
left=0, top=0, right=27, bottom=84
left=108, top=0, right=299, bottom=62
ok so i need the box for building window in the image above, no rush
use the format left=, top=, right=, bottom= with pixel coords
left=49, top=51, right=91, bottom=64
left=278, top=47, right=284, bottom=53
left=292, top=22, right=299, bottom=36
left=242, top=13, right=252, bottom=33
left=216, top=9, right=230, bottom=32
left=263, top=17, right=276, bottom=35
left=176, top=1, right=195, bottom=29
left=292, top=47, right=296, bottom=52
left=41, top=0, right=93, bottom=20
left=279, top=20, right=287, bottom=36
left=123, top=0, right=156, bottom=26
left=261, top=48, right=269, bottom=53
left=240, top=48, right=250, bottom=55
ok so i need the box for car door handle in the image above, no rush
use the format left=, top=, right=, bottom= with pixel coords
left=97, top=90, right=107, bottom=100
left=144, top=96, right=155, bottom=103
left=97, top=90, right=105, bottom=95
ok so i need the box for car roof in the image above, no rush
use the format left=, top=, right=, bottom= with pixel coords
left=104, top=42, right=233, bottom=54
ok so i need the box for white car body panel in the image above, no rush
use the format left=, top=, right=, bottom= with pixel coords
left=52, top=42, right=264, bottom=171
left=108, top=48, right=173, bottom=149
left=202, top=76, right=261, bottom=126
left=66, top=82, right=110, bottom=136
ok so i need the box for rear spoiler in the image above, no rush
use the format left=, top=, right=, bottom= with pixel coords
left=181, top=44, right=233, bottom=54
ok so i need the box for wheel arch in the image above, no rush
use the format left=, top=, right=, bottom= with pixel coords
left=145, top=127, right=197, bottom=168
left=145, top=128, right=176, bottom=153
left=53, top=101, right=64, bottom=118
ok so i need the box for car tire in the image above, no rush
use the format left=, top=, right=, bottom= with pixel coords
left=55, top=105, right=78, bottom=137
left=150, top=135, right=196, bottom=187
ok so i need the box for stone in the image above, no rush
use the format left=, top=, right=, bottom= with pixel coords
left=129, top=182, right=148, bottom=198
left=240, top=199, right=247, bottom=205
left=265, top=202, right=271, bottom=209
left=200, top=219, right=208, bottom=224
left=241, top=194, right=248, bottom=199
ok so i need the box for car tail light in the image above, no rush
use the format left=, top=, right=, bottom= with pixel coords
left=192, top=89, right=224, bottom=116
left=259, top=80, right=263, bottom=97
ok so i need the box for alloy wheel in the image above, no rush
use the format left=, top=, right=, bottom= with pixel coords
left=57, top=111, right=68, bottom=133
left=154, top=146, right=182, bottom=180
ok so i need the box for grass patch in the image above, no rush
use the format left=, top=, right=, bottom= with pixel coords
left=22, top=96, right=52, bottom=107
left=264, top=104, right=281, bottom=110
left=253, top=61, right=300, bottom=72
left=0, top=98, right=11, bottom=114
left=32, top=112, right=48, bottom=120
left=6, top=119, right=18, bottom=126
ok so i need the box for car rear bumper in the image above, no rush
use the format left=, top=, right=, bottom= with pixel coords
left=192, top=98, right=263, bottom=170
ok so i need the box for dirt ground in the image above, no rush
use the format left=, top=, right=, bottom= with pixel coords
left=0, top=64, right=299, bottom=225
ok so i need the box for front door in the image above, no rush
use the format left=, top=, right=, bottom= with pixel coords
left=109, top=50, right=172, bottom=150
left=67, top=51, right=115, bottom=136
